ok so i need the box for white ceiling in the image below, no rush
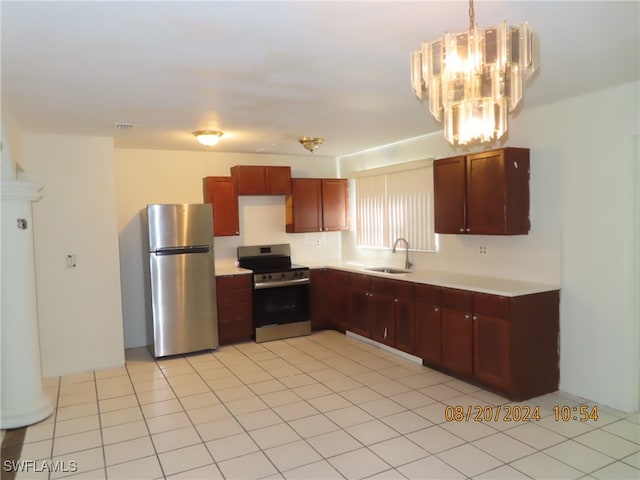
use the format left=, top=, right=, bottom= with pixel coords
left=2, top=1, right=639, bottom=158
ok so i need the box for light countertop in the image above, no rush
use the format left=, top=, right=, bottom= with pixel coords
left=214, top=262, right=251, bottom=277
left=309, top=261, right=559, bottom=297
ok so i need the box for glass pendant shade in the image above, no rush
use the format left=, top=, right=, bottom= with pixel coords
left=411, top=20, right=537, bottom=145
left=193, top=130, right=223, bottom=146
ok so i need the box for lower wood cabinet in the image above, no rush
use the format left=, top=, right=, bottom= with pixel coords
left=331, top=272, right=414, bottom=353
left=346, top=273, right=372, bottom=338
left=310, top=269, right=337, bottom=331
left=310, top=268, right=559, bottom=401
left=439, top=286, right=559, bottom=400
left=441, top=289, right=474, bottom=378
left=414, top=284, right=442, bottom=365
left=369, top=277, right=397, bottom=347
left=393, top=281, right=415, bottom=355
left=216, top=275, right=253, bottom=345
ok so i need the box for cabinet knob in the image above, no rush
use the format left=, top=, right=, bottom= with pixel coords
left=434, top=307, right=439, bottom=312
left=465, top=314, right=470, bottom=319
left=459, top=227, right=465, bottom=232
left=466, top=228, right=471, bottom=232
left=473, top=315, right=478, bottom=321
left=394, top=298, right=398, bottom=303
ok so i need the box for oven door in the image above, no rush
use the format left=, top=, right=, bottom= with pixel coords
left=253, top=283, right=310, bottom=328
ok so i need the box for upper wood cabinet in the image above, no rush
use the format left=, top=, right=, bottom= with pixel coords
left=230, top=165, right=292, bottom=195
left=434, top=147, right=530, bottom=235
left=202, top=176, right=240, bottom=237
left=286, top=178, right=349, bottom=233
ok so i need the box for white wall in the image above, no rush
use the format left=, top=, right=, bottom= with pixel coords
left=24, top=134, right=125, bottom=377
left=339, top=82, right=639, bottom=412
left=114, top=149, right=341, bottom=349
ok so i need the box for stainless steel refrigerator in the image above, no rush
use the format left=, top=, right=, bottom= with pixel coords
left=141, top=203, right=218, bottom=357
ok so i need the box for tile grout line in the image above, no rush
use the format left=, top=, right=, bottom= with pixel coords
left=18, top=332, right=640, bottom=479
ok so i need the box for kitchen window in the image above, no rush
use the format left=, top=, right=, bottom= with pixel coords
left=351, top=159, right=435, bottom=252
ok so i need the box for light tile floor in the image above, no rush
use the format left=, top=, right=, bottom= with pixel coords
left=13, top=331, right=640, bottom=479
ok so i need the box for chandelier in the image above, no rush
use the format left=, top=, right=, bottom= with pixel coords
left=410, top=0, right=537, bottom=145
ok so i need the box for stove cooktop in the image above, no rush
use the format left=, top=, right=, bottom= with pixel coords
left=237, top=244, right=308, bottom=274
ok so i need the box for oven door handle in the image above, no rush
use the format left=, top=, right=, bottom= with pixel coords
left=254, top=278, right=310, bottom=289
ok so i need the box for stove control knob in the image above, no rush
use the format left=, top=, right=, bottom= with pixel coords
left=280, top=273, right=286, bottom=279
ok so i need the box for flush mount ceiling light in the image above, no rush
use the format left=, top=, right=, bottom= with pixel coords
left=299, top=137, right=324, bottom=153
left=193, top=130, right=223, bottom=147
left=410, top=0, right=538, bottom=146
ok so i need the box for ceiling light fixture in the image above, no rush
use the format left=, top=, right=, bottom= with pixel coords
left=193, top=130, right=223, bottom=147
left=410, top=0, right=538, bottom=146
left=299, top=137, right=324, bottom=153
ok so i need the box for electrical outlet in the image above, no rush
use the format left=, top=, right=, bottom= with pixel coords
left=479, top=246, right=488, bottom=255
left=315, top=238, right=321, bottom=247
left=66, top=254, right=77, bottom=267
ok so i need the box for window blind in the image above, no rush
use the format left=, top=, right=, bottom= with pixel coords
left=354, top=160, right=435, bottom=252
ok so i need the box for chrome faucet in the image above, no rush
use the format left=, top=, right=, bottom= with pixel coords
left=392, top=237, right=413, bottom=270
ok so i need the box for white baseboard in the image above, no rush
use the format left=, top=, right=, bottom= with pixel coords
left=345, top=331, right=423, bottom=365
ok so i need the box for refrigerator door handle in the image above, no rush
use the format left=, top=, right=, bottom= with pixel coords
left=155, top=245, right=211, bottom=255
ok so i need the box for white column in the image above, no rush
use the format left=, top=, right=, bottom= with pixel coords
left=1, top=180, right=53, bottom=428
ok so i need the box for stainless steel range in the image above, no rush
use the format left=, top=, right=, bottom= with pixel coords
left=237, top=244, right=311, bottom=343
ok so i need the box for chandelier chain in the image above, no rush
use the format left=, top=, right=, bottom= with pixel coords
left=468, top=0, right=476, bottom=30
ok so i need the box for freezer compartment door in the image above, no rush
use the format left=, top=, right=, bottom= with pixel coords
left=149, top=251, right=218, bottom=357
left=147, top=203, right=213, bottom=251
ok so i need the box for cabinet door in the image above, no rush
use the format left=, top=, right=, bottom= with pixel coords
left=415, top=301, right=441, bottom=365
left=286, top=179, right=322, bottom=233
left=370, top=291, right=396, bottom=346
left=473, top=313, right=510, bottom=391
left=230, top=165, right=267, bottom=194
left=394, top=281, right=415, bottom=354
left=217, top=302, right=253, bottom=345
left=433, top=156, right=466, bottom=234
left=202, top=177, right=240, bottom=236
left=267, top=166, right=292, bottom=194
left=347, top=275, right=371, bottom=337
left=466, top=148, right=530, bottom=235
left=321, top=179, right=349, bottom=231
left=310, top=269, right=335, bottom=330
left=466, top=151, right=506, bottom=234
left=333, top=271, right=351, bottom=333
left=441, top=308, right=473, bottom=377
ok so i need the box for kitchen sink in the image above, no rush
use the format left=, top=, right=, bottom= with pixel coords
left=365, top=267, right=411, bottom=274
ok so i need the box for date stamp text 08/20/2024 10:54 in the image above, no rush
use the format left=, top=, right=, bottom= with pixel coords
left=444, top=404, right=599, bottom=423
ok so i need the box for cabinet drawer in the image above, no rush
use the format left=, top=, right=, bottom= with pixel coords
left=395, top=281, right=414, bottom=300
left=369, top=276, right=395, bottom=294
left=217, top=288, right=251, bottom=305
left=441, top=288, right=473, bottom=311
left=414, top=284, right=441, bottom=304
left=217, top=275, right=252, bottom=290
left=473, top=293, right=510, bottom=318
left=218, top=302, right=252, bottom=322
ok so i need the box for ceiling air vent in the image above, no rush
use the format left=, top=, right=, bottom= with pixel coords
left=114, top=122, right=137, bottom=130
